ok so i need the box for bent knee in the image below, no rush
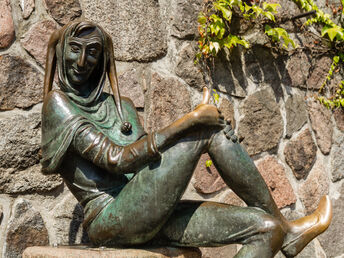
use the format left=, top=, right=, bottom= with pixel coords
left=260, top=216, right=283, bottom=233
left=256, top=216, right=285, bottom=252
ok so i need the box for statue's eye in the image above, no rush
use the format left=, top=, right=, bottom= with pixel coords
left=88, top=48, right=98, bottom=56
left=70, top=45, right=80, bottom=53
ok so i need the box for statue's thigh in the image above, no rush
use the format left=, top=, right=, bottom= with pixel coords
left=158, top=201, right=274, bottom=247
left=87, top=135, right=207, bottom=245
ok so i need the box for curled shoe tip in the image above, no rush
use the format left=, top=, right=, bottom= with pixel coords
left=282, top=195, right=332, bottom=257
left=316, top=195, right=332, bottom=230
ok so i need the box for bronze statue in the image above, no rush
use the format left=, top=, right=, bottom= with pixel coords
left=41, top=21, right=332, bottom=257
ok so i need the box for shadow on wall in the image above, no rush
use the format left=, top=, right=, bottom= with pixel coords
left=69, top=204, right=90, bottom=245
left=213, top=45, right=293, bottom=102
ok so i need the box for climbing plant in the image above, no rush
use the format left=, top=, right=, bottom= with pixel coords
left=196, top=0, right=344, bottom=109
left=195, top=0, right=297, bottom=107
left=293, top=0, right=344, bottom=108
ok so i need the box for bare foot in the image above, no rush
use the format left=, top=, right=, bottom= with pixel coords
left=282, top=196, right=332, bottom=257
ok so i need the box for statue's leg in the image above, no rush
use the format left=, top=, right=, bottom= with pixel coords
left=207, top=125, right=332, bottom=257
left=87, top=131, right=210, bottom=246
left=207, top=128, right=285, bottom=222
left=157, top=201, right=284, bottom=258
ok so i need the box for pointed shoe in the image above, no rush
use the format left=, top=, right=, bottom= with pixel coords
left=282, top=196, right=332, bottom=257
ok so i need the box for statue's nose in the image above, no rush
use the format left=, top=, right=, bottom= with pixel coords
left=77, top=49, right=86, bottom=68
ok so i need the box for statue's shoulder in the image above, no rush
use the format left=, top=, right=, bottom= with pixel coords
left=44, top=90, right=69, bottom=105
left=42, top=90, right=74, bottom=116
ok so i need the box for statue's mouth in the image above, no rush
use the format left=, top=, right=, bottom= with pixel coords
left=73, top=67, right=87, bottom=75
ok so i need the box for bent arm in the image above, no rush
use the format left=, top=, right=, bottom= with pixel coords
left=72, top=124, right=160, bottom=174
left=71, top=110, right=203, bottom=174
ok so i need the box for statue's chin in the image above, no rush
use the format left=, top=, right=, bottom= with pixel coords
left=68, top=74, right=87, bottom=86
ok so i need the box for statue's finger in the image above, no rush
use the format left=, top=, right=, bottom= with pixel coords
left=201, top=87, right=210, bottom=104
left=219, top=118, right=226, bottom=126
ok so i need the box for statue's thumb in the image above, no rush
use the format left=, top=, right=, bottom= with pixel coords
left=201, top=87, right=210, bottom=105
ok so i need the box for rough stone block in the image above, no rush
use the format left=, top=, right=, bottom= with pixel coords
left=44, top=0, right=82, bottom=25
left=170, top=0, right=202, bottom=39
left=219, top=98, right=236, bottom=128
left=285, top=94, right=307, bottom=138
left=222, top=191, right=246, bottom=207
left=0, top=55, right=43, bottom=110
left=299, top=162, right=329, bottom=213
left=146, top=72, right=191, bottom=131
left=307, top=99, right=333, bottom=155
left=174, top=42, right=206, bottom=91
left=255, top=156, right=296, bottom=208
left=23, top=246, right=201, bottom=258
left=284, top=128, right=317, bottom=180
left=200, top=245, right=237, bottom=258
left=243, top=46, right=284, bottom=99
left=331, top=131, right=344, bottom=182
left=0, top=111, right=63, bottom=194
left=214, top=49, right=247, bottom=98
left=286, top=52, right=311, bottom=88
left=52, top=192, right=88, bottom=245
left=193, top=153, right=227, bottom=194
left=0, top=0, right=15, bottom=49
left=118, top=68, right=145, bottom=109
left=318, top=183, right=344, bottom=257
left=0, top=112, right=41, bottom=170
left=20, top=0, right=35, bottom=19
left=0, top=165, right=63, bottom=194
left=306, top=56, right=332, bottom=90
left=334, top=108, right=344, bottom=131
left=83, top=0, right=167, bottom=62
left=238, top=88, right=283, bottom=155
left=21, top=20, right=59, bottom=66
left=6, top=199, right=49, bottom=258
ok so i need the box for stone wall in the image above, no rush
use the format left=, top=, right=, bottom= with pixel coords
left=0, top=0, right=343, bottom=257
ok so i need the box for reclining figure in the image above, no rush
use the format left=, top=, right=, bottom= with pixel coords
left=41, top=20, right=332, bottom=258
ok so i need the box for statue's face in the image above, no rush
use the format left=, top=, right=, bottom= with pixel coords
left=65, top=30, right=102, bottom=86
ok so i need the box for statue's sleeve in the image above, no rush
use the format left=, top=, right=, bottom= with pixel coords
left=71, top=124, right=161, bottom=174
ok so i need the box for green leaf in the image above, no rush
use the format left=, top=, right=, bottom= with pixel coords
left=265, top=25, right=297, bottom=49
left=198, top=14, right=207, bottom=25
left=240, top=39, right=250, bottom=48
left=214, top=2, right=233, bottom=21
left=262, top=2, right=280, bottom=12
left=223, top=35, right=249, bottom=49
left=264, top=12, right=276, bottom=21
left=205, top=160, right=213, bottom=167
left=195, top=52, right=202, bottom=60
left=244, top=3, right=251, bottom=12
left=265, top=25, right=272, bottom=33
left=212, top=89, right=220, bottom=103
left=339, top=53, right=344, bottom=61
left=250, top=5, right=262, bottom=18
left=322, top=25, right=344, bottom=41
left=210, top=14, right=222, bottom=24
left=219, top=27, right=226, bottom=39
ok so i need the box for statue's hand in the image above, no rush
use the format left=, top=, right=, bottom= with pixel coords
left=154, top=88, right=224, bottom=150
left=191, top=104, right=225, bottom=128
left=190, top=87, right=225, bottom=128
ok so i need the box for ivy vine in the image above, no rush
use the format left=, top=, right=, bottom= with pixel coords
left=196, top=0, right=344, bottom=109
